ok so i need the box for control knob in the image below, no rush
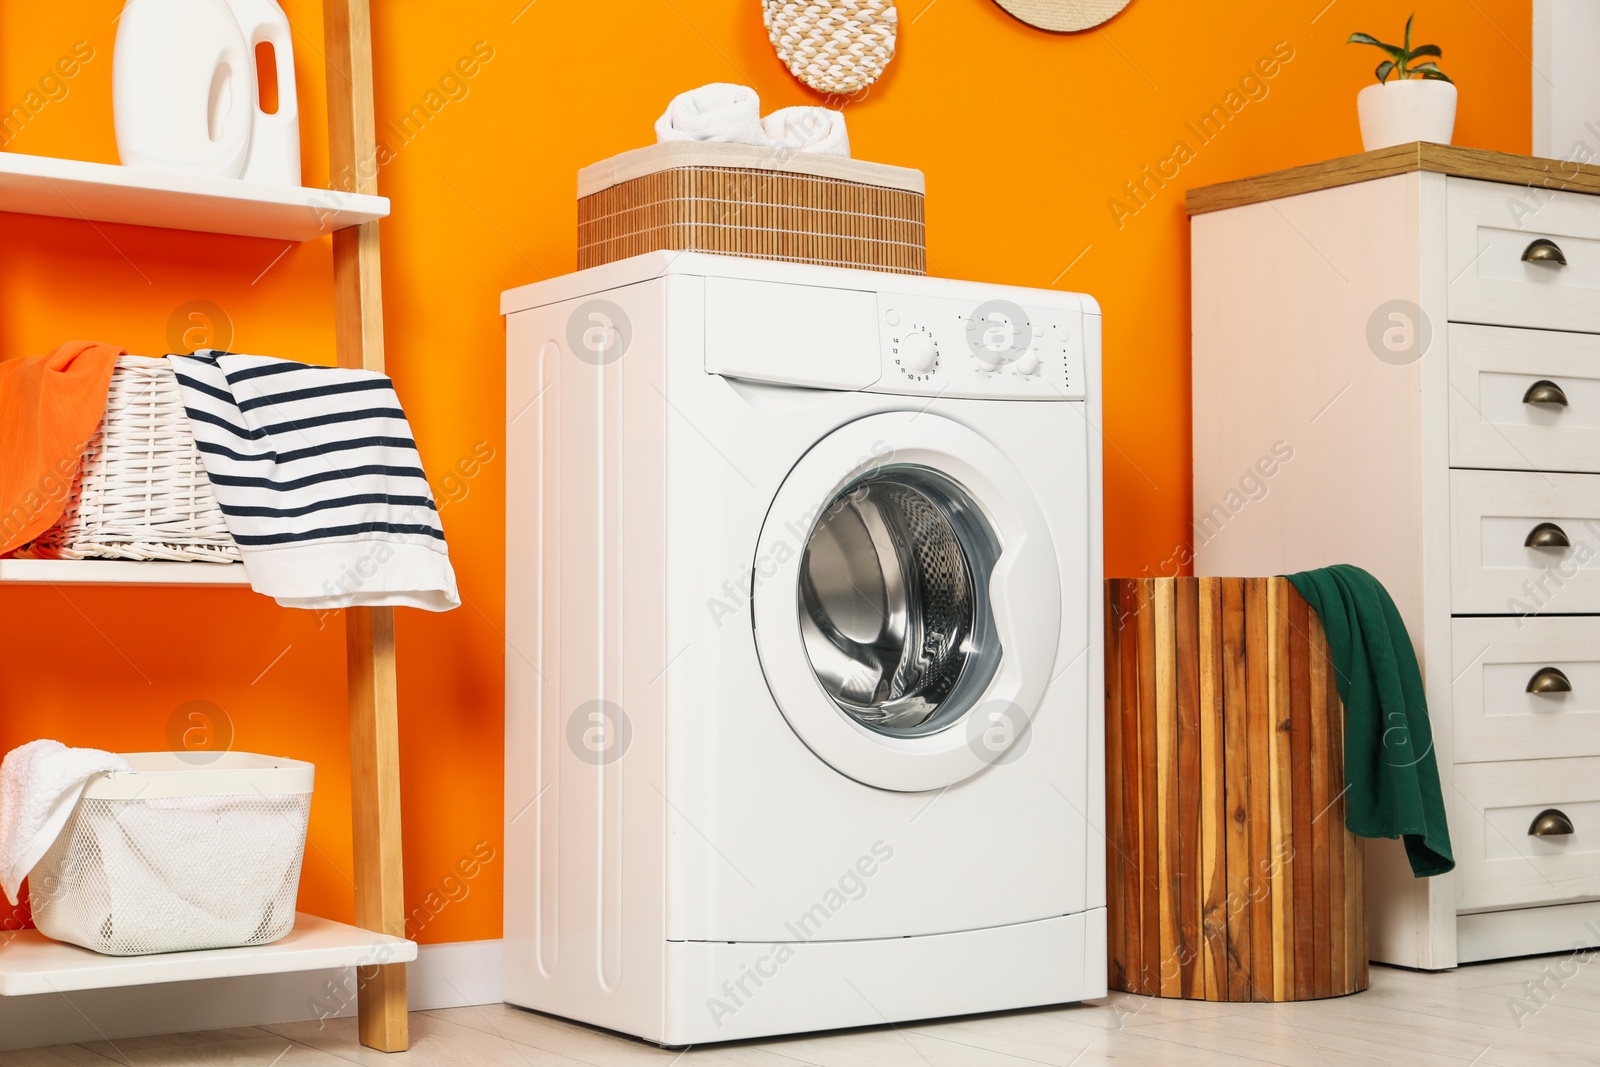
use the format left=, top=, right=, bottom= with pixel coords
left=899, top=330, right=938, bottom=375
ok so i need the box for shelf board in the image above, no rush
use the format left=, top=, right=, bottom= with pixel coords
left=0, top=151, right=388, bottom=241
left=0, top=914, right=416, bottom=996
left=0, top=559, right=249, bottom=587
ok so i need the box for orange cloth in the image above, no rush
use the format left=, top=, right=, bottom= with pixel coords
left=0, top=341, right=123, bottom=555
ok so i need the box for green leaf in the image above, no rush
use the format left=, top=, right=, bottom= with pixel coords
left=1411, top=43, right=1442, bottom=58
left=1409, top=60, right=1453, bottom=84
left=1349, top=34, right=1408, bottom=61
left=1376, top=60, right=1396, bottom=83
left=1349, top=31, right=1401, bottom=52
left=1405, top=12, right=1414, bottom=53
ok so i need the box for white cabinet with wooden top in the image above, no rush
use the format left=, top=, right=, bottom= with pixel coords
left=1189, top=143, right=1600, bottom=969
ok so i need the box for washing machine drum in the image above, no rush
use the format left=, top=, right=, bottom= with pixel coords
left=798, top=471, right=1001, bottom=736
left=751, top=411, right=1064, bottom=793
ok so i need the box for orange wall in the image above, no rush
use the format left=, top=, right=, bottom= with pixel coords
left=0, top=1, right=1529, bottom=943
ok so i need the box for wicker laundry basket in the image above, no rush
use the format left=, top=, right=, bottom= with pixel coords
left=577, top=141, right=927, bottom=275
left=18, top=356, right=240, bottom=563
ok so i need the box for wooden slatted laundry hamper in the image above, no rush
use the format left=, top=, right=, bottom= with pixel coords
left=1104, top=577, right=1368, bottom=1001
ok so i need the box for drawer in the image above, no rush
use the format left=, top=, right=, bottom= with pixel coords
left=1451, top=616, right=1600, bottom=762
left=1448, top=323, right=1600, bottom=474
left=1447, top=177, right=1600, bottom=333
left=1453, top=757, right=1600, bottom=912
left=1450, top=469, right=1600, bottom=614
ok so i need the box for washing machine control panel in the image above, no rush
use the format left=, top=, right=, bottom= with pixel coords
left=871, top=294, right=1088, bottom=400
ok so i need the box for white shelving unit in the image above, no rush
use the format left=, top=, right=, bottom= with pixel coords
left=1, top=1, right=415, bottom=1051
left=0, top=151, right=389, bottom=241
left=0, top=916, right=416, bottom=997
left=0, top=560, right=248, bottom=587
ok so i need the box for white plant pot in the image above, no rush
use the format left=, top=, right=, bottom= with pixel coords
left=1357, top=79, right=1458, bottom=151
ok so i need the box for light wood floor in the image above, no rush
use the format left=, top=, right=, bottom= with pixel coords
left=2, top=955, right=1592, bottom=1066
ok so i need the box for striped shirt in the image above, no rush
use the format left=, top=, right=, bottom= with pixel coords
left=171, top=350, right=458, bottom=612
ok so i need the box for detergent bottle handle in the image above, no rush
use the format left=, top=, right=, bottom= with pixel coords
left=231, top=0, right=299, bottom=127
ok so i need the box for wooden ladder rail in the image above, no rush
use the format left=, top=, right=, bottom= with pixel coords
left=325, top=0, right=409, bottom=1052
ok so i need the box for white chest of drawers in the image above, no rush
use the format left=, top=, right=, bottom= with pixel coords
left=1189, top=144, right=1600, bottom=969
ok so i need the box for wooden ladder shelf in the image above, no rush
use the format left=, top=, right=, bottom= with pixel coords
left=327, top=0, right=410, bottom=1051
left=0, top=0, right=412, bottom=1053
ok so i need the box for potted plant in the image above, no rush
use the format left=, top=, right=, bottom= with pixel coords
left=1349, top=15, right=1456, bottom=150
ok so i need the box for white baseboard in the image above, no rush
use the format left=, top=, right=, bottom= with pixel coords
left=0, top=938, right=503, bottom=1052
left=404, top=938, right=505, bottom=1011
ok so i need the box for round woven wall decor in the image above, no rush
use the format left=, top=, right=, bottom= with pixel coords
left=763, top=1, right=898, bottom=96
left=993, top=0, right=1131, bottom=32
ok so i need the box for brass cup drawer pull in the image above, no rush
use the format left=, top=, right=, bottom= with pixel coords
left=1527, top=666, right=1573, bottom=693
left=1526, top=522, right=1572, bottom=548
left=1523, top=379, right=1570, bottom=407
left=1523, top=238, right=1569, bottom=266
left=1529, top=808, right=1576, bottom=837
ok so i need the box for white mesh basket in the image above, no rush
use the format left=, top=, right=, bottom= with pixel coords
left=18, top=355, right=241, bottom=563
left=28, top=752, right=313, bottom=956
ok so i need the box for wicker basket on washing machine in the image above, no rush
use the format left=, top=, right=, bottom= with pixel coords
left=577, top=141, right=927, bottom=275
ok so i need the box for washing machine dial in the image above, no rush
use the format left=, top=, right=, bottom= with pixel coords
left=1015, top=350, right=1041, bottom=376
left=897, top=329, right=939, bottom=376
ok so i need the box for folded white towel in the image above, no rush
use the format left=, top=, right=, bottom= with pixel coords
left=52, top=796, right=305, bottom=954
left=762, top=106, right=851, bottom=157
left=655, top=83, right=769, bottom=146
left=0, top=741, right=129, bottom=906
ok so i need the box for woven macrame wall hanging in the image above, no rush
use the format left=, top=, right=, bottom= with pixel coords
left=763, top=1, right=898, bottom=96
left=993, top=0, right=1131, bottom=32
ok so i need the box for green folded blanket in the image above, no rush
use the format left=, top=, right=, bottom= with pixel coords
left=1284, top=564, right=1454, bottom=877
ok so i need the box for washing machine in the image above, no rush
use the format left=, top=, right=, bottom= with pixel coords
left=501, top=252, right=1105, bottom=1045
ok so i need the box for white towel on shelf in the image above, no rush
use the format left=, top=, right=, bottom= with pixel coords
left=654, top=83, right=769, bottom=146
left=0, top=741, right=129, bottom=906
left=88, top=796, right=304, bottom=954
left=762, top=106, right=851, bottom=157
left=170, top=350, right=460, bottom=612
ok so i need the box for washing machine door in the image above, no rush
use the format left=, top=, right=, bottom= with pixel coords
left=752, top=410, right=1062, bottom=792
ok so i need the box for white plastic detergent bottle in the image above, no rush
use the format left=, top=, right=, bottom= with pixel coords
left=113, top=0, right=254, bottom=178
left=226, top=0, right=302, bottom=186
